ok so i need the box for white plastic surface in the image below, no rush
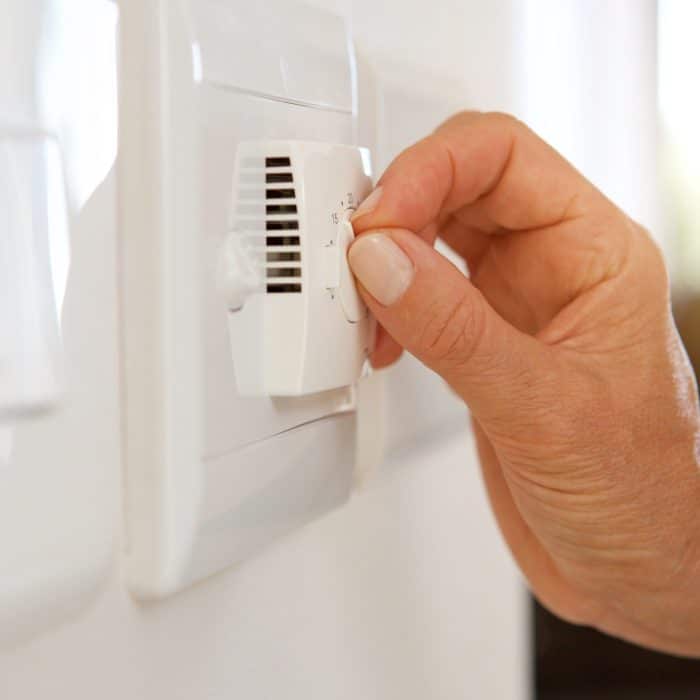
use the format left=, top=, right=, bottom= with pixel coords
left=121, top=0, right=384, bottom=598
left=224, top=140, right=373, bottom=396
left=0, top=128, right=68, bottom=418
left=190, top=1, right=353, bottom=113
left=338, top=217, right=368, bottom=322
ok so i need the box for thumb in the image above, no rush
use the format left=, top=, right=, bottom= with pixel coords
left=348, top=229, right=556, bottom=425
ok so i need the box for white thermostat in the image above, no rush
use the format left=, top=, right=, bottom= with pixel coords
left=220, top=140, right=375, bottom=396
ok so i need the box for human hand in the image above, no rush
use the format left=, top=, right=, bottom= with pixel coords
left=348, top=112, right=700, bottom=656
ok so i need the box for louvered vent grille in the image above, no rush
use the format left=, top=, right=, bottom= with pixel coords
left=264, top=156, right=301, bottom=293
left=235, top=154, right=302, bottom=295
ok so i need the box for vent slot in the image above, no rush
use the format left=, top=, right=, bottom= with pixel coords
left=266, top=188, right=295, bottom=199
left=266, top=236, right=300, bottom=247
left=266, top=172, right=293, bottom=184
left=266, top=157, right=291, bottom=168
left=266, top=204, right=298, bottom=215
left=267, top=283, right=302, bottom=294
left=266, top=220, right=299, bottom=231
left=267, top=268, right=301, bottom=278
left=267, top=251, right=301, bottom=263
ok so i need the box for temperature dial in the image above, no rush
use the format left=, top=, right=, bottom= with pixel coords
left=223, top=140, right=374, bottom=396
left=337, top=214, right=367, bottom=323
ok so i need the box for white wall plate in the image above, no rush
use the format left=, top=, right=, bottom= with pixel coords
left=120, top=0, right=382, bottom=599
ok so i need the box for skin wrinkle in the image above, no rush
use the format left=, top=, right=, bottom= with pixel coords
left=481, top=239, right=542, bottom=331
left=420, top=287, right=478, bottom=365
left=437, top=131, right=459, bottom=212
left=537, top=276, right=648, bottom=350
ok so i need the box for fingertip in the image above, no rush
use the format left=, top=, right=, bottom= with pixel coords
left=370, top=328, right=404, bottom=369
left=350, top=186, right=383, bottom=225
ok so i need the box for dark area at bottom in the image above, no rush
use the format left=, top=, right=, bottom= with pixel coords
left=534, top=599, right=700, bottom=699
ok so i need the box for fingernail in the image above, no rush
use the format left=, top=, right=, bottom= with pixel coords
left=351, top=186, right=383, bottom=221
left=348, top=233, right=414, bottom=307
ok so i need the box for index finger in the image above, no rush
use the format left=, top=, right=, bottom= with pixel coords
left=351, top=111, right=596, bottom=240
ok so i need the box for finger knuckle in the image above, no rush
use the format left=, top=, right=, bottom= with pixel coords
left=442, top=110, right=525, bottom=135
left=483, top=111, right=527, bottom=133
left=437, top=110, right=482, bottom=131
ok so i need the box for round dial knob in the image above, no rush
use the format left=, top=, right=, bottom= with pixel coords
left=337, top=215, right=367, bottom=323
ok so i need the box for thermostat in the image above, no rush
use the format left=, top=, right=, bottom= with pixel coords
left=219, top=140, right=375, bottom=396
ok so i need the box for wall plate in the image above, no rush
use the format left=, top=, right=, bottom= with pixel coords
left=120, top=0, right=382, bottom=599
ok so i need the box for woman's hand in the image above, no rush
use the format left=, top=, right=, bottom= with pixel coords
left=348, top=112, right=700, bottom=656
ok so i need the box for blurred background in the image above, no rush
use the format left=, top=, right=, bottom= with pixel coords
left=660, top=1, right=700, bottom=386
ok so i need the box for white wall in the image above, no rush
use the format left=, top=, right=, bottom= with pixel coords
left=0, top=2, right=659, bottom=699
left=515, top=0, right=663, bottom=252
